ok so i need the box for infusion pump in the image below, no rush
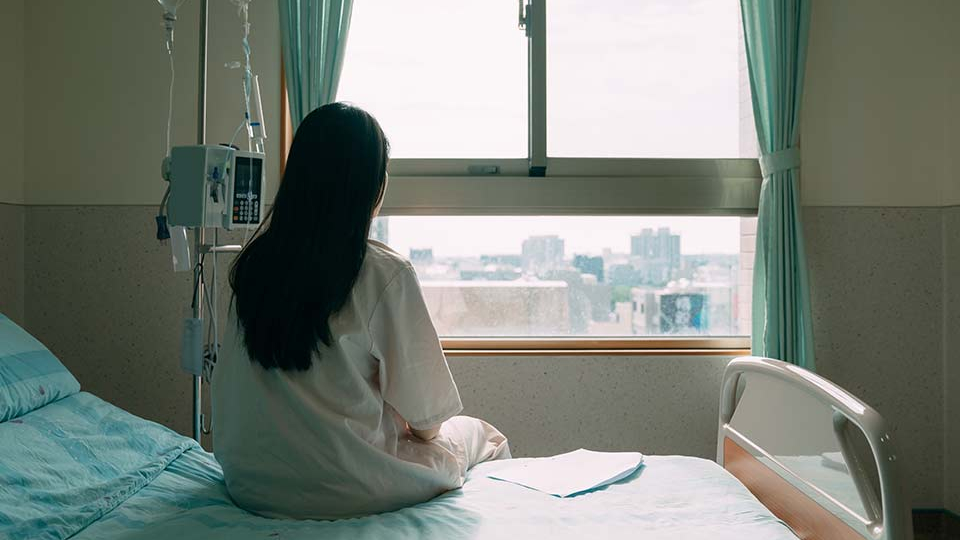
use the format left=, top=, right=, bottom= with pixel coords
left=167, top=145, right=265, bottom=230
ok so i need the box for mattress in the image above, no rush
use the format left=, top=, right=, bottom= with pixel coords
left=1, top=393, right=798, bottom=540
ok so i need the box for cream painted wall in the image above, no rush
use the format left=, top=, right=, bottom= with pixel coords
left=802, top=0, right=954, bottom=207
left=945, top=1, right=960, bottom=207
left=0, top=0, right=24, bottom=204
left=22, top=0, right=281, bottom=205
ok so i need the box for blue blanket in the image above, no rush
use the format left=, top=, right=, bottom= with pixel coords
left=0, top=392, right=194, bottom=540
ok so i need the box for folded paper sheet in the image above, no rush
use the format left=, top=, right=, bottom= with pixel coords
left=487, top=449, right=645, bottom=497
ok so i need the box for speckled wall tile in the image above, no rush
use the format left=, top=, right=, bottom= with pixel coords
left=944, top=206, right=960, bottom=514
left=448, top=355, right=731, bottom=460
left=804, top=206, right=944, bottom=508
left=0, top=203, right=25, bottom=324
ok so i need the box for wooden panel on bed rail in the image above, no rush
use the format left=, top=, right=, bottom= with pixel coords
left=723, top=438, right=863, bottom=540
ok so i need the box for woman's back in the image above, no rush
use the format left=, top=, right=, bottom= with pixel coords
left=213, top=241, right=467, bottom=519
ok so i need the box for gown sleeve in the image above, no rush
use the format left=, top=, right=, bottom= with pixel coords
left=369, top=264, right=463, bottom=430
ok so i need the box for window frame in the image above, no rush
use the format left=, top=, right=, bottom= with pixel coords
left=279, top=0, right=758, bottom=353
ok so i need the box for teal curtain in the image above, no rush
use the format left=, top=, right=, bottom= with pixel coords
left=279, top=0, right=354, bottom=130
left=740, top=0, right=815, bottom=370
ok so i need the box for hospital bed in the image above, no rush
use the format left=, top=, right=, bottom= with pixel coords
left=0, top=314, right=911, bottom=540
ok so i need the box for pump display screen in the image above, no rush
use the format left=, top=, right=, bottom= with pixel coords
left=234, top=156, right=262, bottom=194
left=232, top=156, right=263, bottom=225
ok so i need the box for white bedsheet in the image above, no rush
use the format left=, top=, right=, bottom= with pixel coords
left=74, top=449, right=797, bottom=540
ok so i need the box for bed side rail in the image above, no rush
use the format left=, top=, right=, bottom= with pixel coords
left=717, top=356, right=911, bottom=540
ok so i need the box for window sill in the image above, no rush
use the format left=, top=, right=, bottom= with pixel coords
left=440, top=337, right=750, bottom=357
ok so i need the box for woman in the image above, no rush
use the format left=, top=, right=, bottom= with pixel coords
left=212, top=103, right=511, bottom=520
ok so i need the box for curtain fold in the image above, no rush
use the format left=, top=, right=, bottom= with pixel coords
left=279, top=0, right=354, bottom=130
left=740, top=0, right=815, bottom=370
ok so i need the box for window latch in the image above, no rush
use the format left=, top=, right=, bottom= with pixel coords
left=518, top=0, right=532, bottom=37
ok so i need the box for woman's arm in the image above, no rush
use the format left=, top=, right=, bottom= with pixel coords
left=409, top=423, right=441, bottom=441
left=371, top=266, right=463, bottom=440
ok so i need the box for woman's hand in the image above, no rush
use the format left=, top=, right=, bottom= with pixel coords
left=409, top=423, right=441, bottom=441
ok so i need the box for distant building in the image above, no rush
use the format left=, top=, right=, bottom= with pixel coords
left=631, top=227, right=681, bottom=264
left=460, top=268, right=521, bottom=281
left=480, top=254, right=523, bottom=267
left=543, top=269, right=611, bottom=333
left=573, top=255, right=604, bottom=282
left=608, top=264, right=640, bottom=286
left=632, top=279, right=735, bottom=335
left=521, top=235, right=565, bottom=274
left=420, top=280, right=570, bottom=336
left=659, top=293, right=708, bottom=334
left=629, top=228, right=681, bottom=285
left=410, top=248, right=434, bottom=264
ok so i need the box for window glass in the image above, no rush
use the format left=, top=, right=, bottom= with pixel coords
left=338, top=1, right=528, bottom=158
left=372, top=216, right=756, bottom=337
left=547, top=0, right=758, bottom=158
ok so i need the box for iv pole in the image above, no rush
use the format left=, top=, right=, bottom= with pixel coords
left=186, top=0, right=255, bottom=444
left=192, top=0, right=208, bottom=444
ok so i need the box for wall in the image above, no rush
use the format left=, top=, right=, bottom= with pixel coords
left=944, top=1, right=960, bottom=517
left=805, top=207, right=945, bottom=506
left=802, top=0, right=954, bottom=207
left=0, top=1, right=25, bottom=323
left=945, top=1, right=960, bottom=208
left=24, top=207, right=194, bottom=433
left=799, top=0, right=958, bottom=509
left=944, top=0, right=960, bottom=515
left=454, top=354, right=729, bottom=459
left=22, top=0, right=281, bottom=206
left=946, top=206, right=960, bottom=514
left=0, top=0, right=24, bottom=205
left=0, top=205, right=25, bottom=324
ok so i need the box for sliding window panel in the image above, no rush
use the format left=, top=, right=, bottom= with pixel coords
left=338, top=1, right=527, bottom=159
left=546, top=0, right=757, bottom=159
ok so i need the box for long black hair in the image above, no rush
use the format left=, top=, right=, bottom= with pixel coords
left=230, top=103, right=390, bottom=371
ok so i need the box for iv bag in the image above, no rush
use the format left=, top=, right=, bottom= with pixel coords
left=158, top=0, right=186, bottom=51
left=157, top=0, right=183, bottom=16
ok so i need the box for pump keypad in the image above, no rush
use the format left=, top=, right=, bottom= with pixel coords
left=233, top=195, right=260, bottom=224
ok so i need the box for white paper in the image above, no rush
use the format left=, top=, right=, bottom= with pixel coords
left=488, top=449, right=645, bottom=497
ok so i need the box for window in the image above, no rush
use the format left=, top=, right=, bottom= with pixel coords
left=288, top=1, right=762, bottom=347
left=373, top=215, right=756, bottom=340
left=338, top=0, right=758, bottom=166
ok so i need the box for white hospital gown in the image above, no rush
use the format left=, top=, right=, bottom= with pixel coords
left=211, top=240, right=510, bottom=520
